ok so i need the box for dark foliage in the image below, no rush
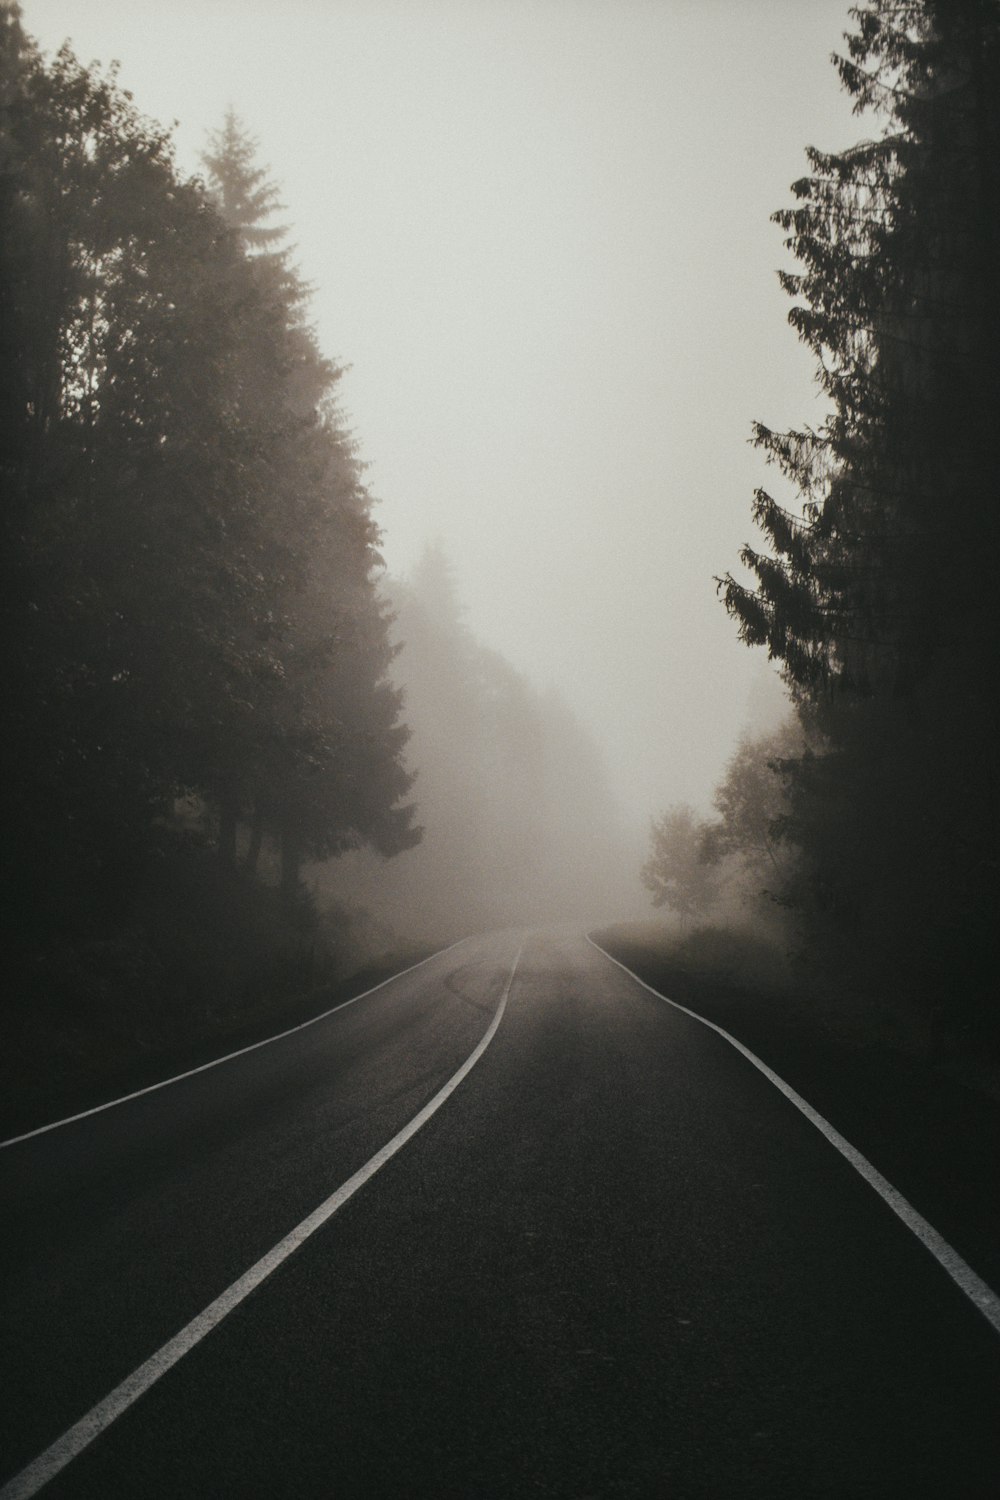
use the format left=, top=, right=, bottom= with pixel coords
left=0, top=7, right=417, bottom=1045
left=718, top=0, right=1000, bottom=1037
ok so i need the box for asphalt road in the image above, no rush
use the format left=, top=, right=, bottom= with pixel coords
left=2, top=927, right=999, bottom=1498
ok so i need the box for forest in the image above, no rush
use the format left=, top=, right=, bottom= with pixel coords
left=0, top=8, right=424, bottom=1092
left=0, top=2, right=637, bottom=1116
left=2, top=0, right=999, bottom=1122
left=3, top=7, right=999, bottom=1493
left=642, top=0, right=1000, bottom=1055
left=320, top=544, right=639, bottom=943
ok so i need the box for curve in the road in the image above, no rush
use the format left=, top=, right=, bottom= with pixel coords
left=588, top=934, right=1000, bottom=1338
left=0, top=946, right=523, bottom=1500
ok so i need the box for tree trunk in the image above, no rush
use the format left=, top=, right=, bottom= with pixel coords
left=218, top=792, right=238, bottom=872
left=246, top=805, right=265, bottom=875
left=280, top=823, right=302, bottom=902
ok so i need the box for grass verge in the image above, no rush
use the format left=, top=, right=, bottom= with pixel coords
left=592, top=920, right=1000, bottom=1307
left=0, top=939, right=437, bottom=1143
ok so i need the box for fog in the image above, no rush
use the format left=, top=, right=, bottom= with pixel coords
left=25, top=0, right=862, bottom=850
left=6, top=16, right=997, bottom=1477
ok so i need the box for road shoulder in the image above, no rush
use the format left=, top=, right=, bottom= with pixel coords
left=591, top=922, right=1000, bottom=1306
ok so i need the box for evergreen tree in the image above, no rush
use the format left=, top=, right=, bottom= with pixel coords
left=1, top=17, right=417, bottom=970
left=319, top=547, right=635, bottom=939
left=201, top=108, right=288, bottom=254
left=0, top=12, right=253, bottom=920
left=718, top=0, right=1000, bottom=1025
left=200, top=114, right=419, bottom=893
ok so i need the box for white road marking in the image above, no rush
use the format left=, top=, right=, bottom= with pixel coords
left=589, top=935, right=1000, bottom=1337
left=0, top=940, right=467, bottom=1151
left=0, top=946, right=522, bottom=1500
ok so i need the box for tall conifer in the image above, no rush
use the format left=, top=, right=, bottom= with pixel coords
left=200, top=115, right=419, bottom=891
left=719, top=0, right=1000, bottom=1022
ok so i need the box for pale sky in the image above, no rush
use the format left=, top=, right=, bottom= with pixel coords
left=24, top=0, right=860, bottom=829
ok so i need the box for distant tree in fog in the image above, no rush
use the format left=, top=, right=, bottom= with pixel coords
left=318, top=544, right=636, bottom=939
left=201, top=109, right=288, bottom=254
left=643, top=721, right=804, bottom=929
left=701, top=721, right=803, bottom=900
left=641, top=806, right=718, bottom=925
left=717, top=0, right=1000, bottom=1023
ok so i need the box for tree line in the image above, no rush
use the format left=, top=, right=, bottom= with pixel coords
left=321, top=545, right=639, bottom=942
left=1, top=6, right=417, bottom=1018
left=646, top=0, right=999, bottom=1043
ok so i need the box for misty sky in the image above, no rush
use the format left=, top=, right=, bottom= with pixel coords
left=25, top=0, right=860, bottom=829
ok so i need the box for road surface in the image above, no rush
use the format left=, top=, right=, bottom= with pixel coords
left=2, top=927, right=999, bottom=1497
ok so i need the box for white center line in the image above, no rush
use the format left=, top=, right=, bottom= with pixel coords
left=0, top=946, right=522, bottom=1500
left=589, top=935, right=1000, bottom=1337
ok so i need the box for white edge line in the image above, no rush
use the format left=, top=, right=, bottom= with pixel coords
left=0, top=945, right=523, bottom=1500
left=1, top=939, right=469, bottom=1151
left=588, top=935, right=1000, bottom=1338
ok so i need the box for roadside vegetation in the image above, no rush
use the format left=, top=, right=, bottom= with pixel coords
left=5, top=0, right=999, bottom=1134
left=0, top=5, right=637, bottom=1131
left=594, top=912, right=1000, bottom=1300
left=0, top=7, right=420, bottom=1126
left=644, top=0, right=1000, bottom=1063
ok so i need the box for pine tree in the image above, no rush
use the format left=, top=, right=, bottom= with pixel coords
left=1, top=27, right=417, bottom=930
left=201, top=108, right=288, bottom=254
left=200, top=114, right=419, bottom=893
left=0, top=13, right=257, bottom=920
left=719, top=0, right=1000, bottom=1024
left=724, top=1, right=999, bottom=692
